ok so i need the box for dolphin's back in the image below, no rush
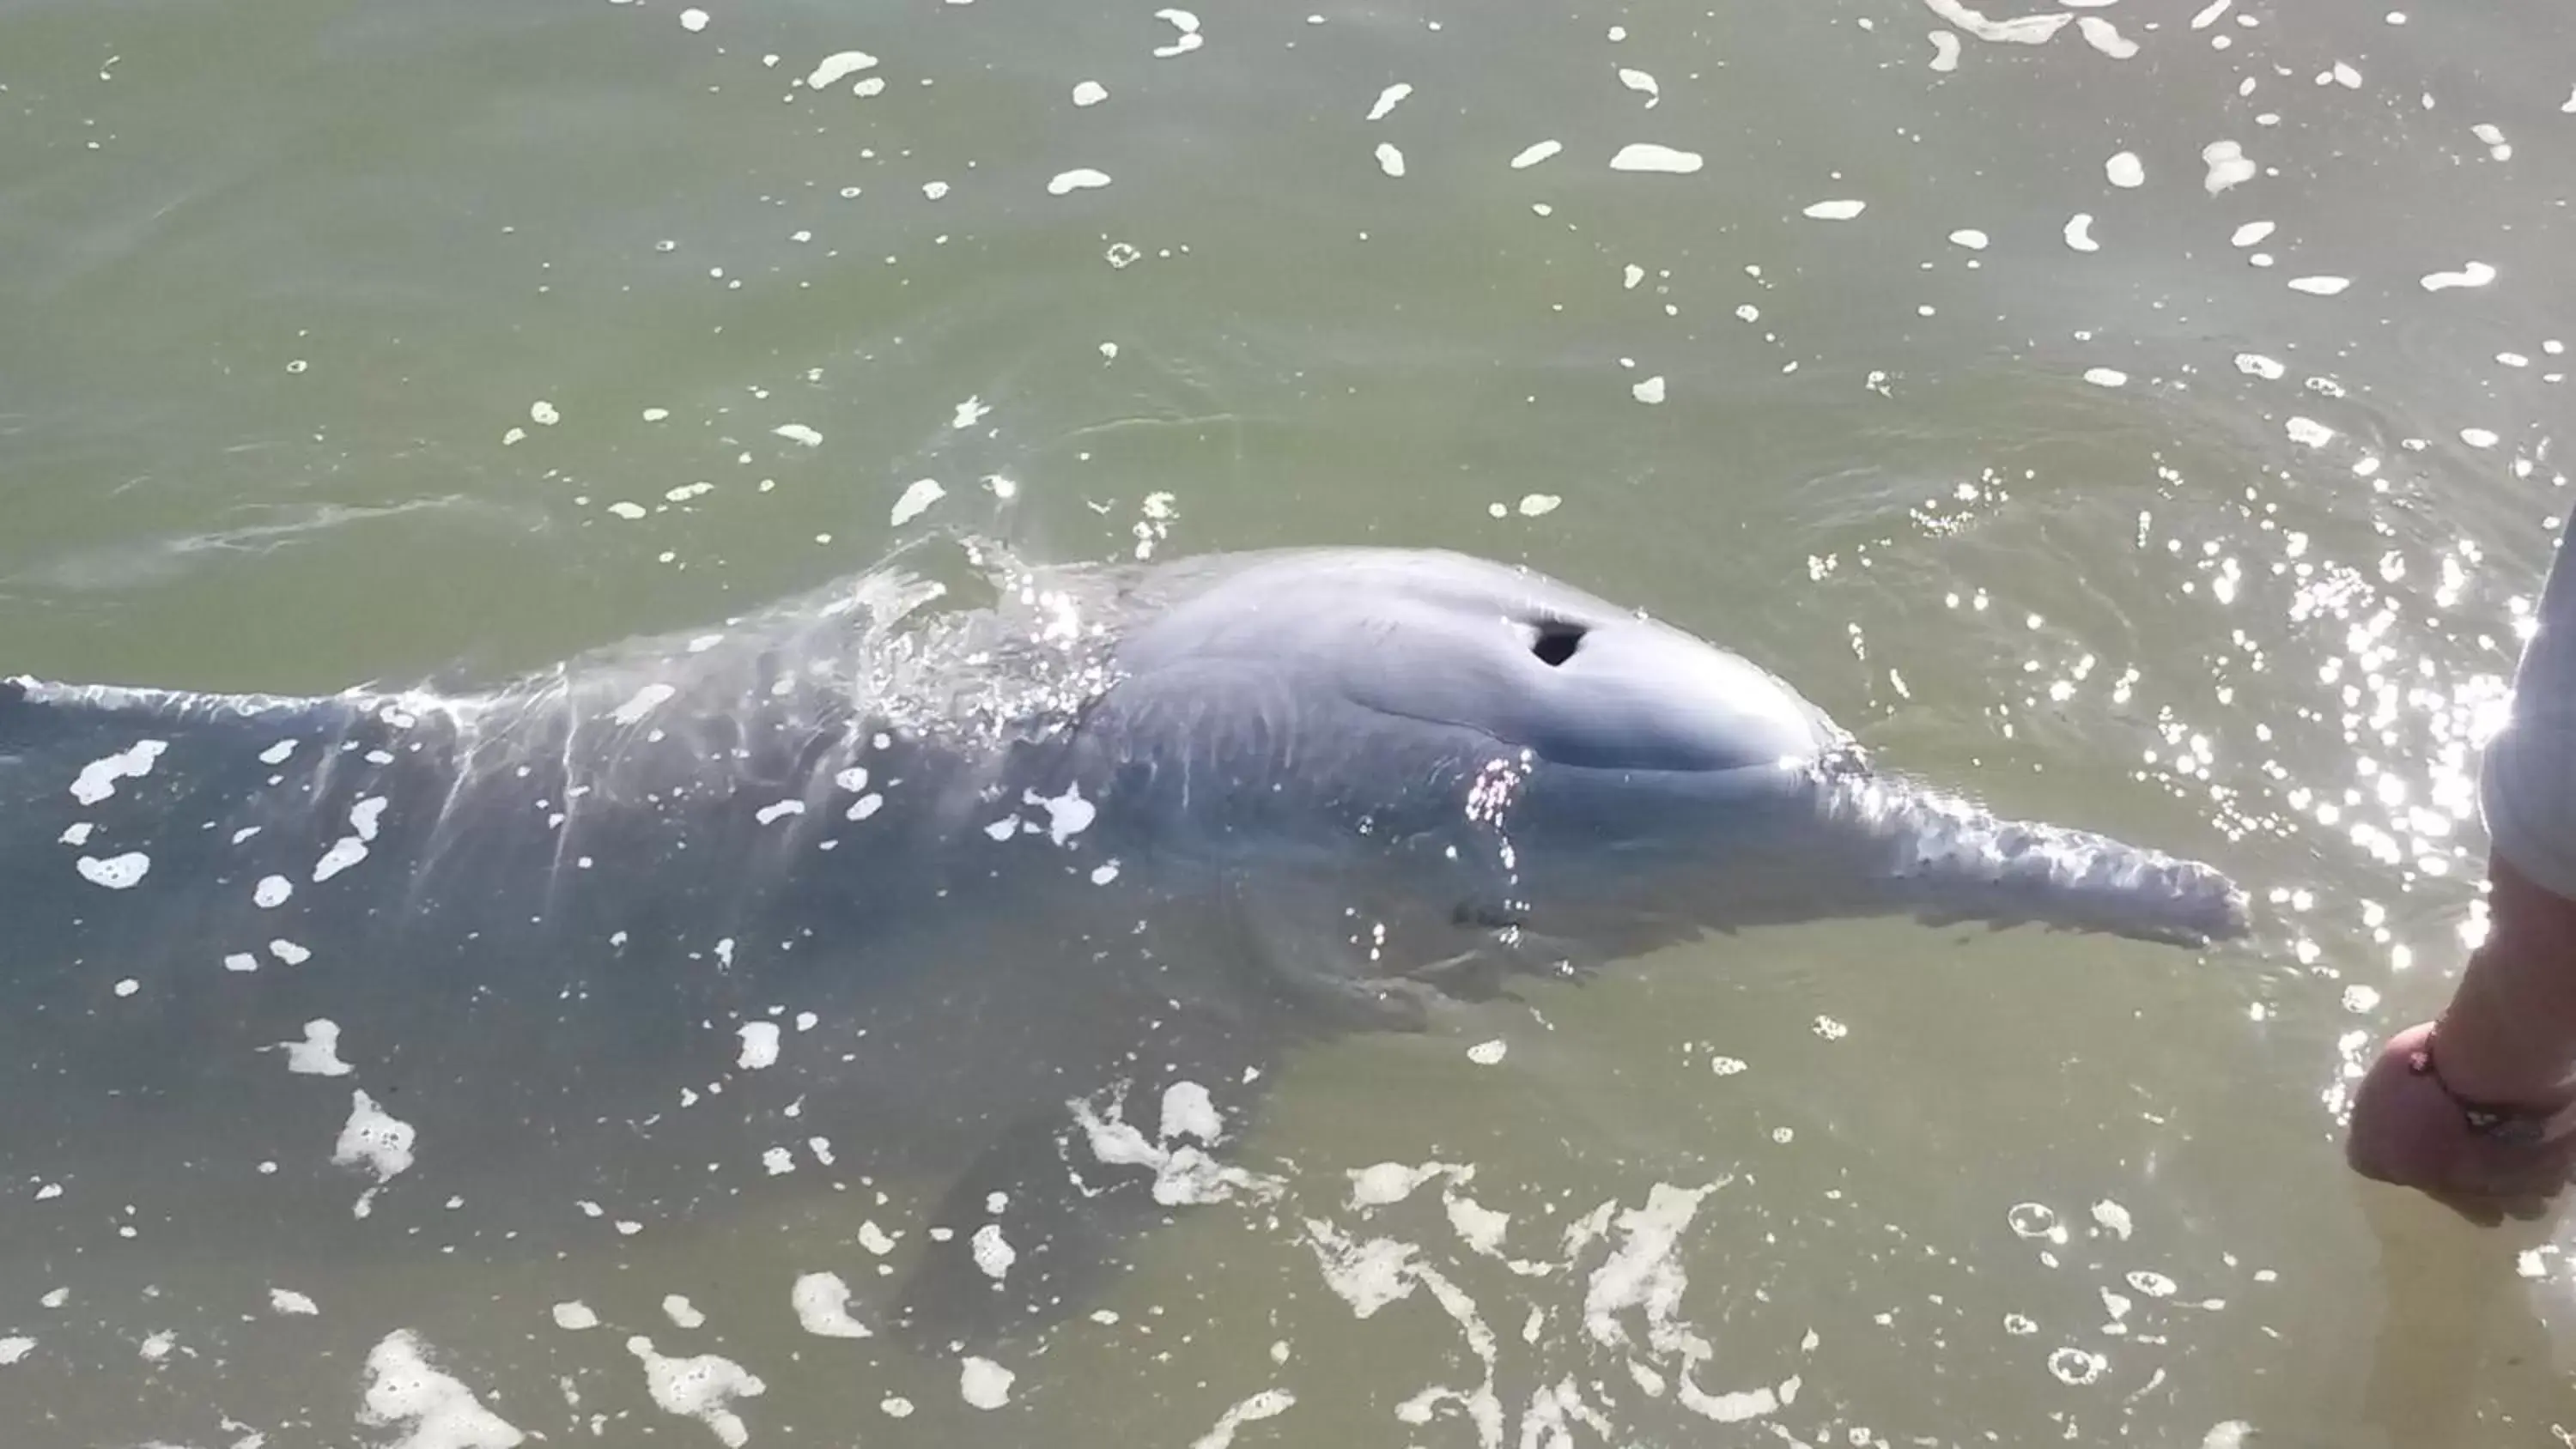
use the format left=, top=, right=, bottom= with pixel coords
left=0, top=674, right=438, bottom=906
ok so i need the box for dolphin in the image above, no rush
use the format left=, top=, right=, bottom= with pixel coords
left=0, top=540, right=2245, bottom=1419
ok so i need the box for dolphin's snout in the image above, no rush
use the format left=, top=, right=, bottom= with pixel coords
left=1839, top=774, right=2252, bottom=947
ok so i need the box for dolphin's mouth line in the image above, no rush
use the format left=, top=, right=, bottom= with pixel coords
left=1345, top=695, right=1520, bottom=761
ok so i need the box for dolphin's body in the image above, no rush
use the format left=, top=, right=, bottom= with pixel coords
left=0, top=542, right=2244, bottom=1434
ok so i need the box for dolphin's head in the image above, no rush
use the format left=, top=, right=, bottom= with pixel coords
left=1097, top=548, right=1855, bottom=941
left=1091, top=546, right=2245, bottom=961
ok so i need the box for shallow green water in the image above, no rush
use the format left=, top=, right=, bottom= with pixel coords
left=4, top=0, right=2576, bottom=1445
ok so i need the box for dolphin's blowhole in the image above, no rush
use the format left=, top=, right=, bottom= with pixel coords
left=1527, top=618, right=1585, bottom=667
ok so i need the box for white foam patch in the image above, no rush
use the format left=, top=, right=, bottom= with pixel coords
left=1366, top=82, right=1413, bottom=120
left=1304, top=1219, right=1419, bottom=1318
left=2235, top=353, right=2286, bottom=379
left=2063, top=214, right=2099, bottom=252
left=313, top=836, right=368, bottom=883
left=1517, top=493, right=1562, bottom=517
left=1510, top=140, right=1562, bottom=169
left=754, top=799, right=805, bottom=825
left=1801, top=198, right=1866, bottom=221
left=271, top=1288, right=319, bottom=1316
left=806, top=51, right=877, bottom=88
left=1373, top=142, right=1406, bottom=178
left=1160, top=1081, right=1223, bottom=1143
left=610, top=683, right=677, bottom=725
left=58, top=822, right=93, bottom=847
left=959, top=1356, right=1015, bottom=1410
left=737, top=1022, right=781, bottom=1070
left=76, top=852, right=150, bottom=890
left=1677, top=1371, right=1796, bottom=1423
left=2083, top=367, right=2129, bottom=388
left=358, top=1331, right=526, bottom=1449
left=1189, top=1389, right=1297, bottom=1449
left=1618, top=69, right=1659, bottom=106
left=2462, top=427, right=2500, bottom=450
left=1048, top=167, right=1114, bottom=195
left=971, top=1223, right=1017, bottom=1280
left=1631, top=374, right=1667, bottom=403
left=791, top=1273, right=871, bottom=1337
left=2421, top=261, right=2496, bottom=292
left=1923, top=0, right=2069, bottom=45
left=1467, top=1039, right=1508, bottom=1065
left=1948, top=227, right=1989, bottom=249
left=1071, top=1089, right=1280, bottom=1208
left=679, top=8, right=708, bottom=33
left=333, top=1089, right=416, bottom=1200
left=1073, top=80, right=1108, bottom=106
left=1445, top=1191, right=1510, bottom=1256
left=1026, top=784, right=1097, bottom=844
left=1522, top=1381, right=1613, bottom=1444
left=1151, top=8, right=1203, bottom=58
left=553, top=1302, right=600, bottom=1331
left=2202, top=141, right=2255, bottom=194
left=890, top=478, right=946, bottom=526
left=2231, top=220, right=2275, bottom=247
left=628, top=1337, right=766, bottom=1448
left=1350, top=1160, right=1460, bottom=1207
left=774, top=422, right=823, bottom=447
left=70, top=740, right=167, bottom=805
left=2287, top=418, right=2335, bottom=453
left=272, top=938, right=312, bottom=966
left=1390, top=1263, right=1503, bottom=1441
left=2105, top=151, right=2143, bottom=188
left=1609, top=143, right=1702, bottom=174
left=2076, top=15, right=2136, bottom=58
left=1583, top=1182, right=1716, bottom=1353
left=664, top=1295, right=705, bottom=1330
left=2287, top=276, right=2351, bottom=295
left=280, top=1019, right=354, bottom=1076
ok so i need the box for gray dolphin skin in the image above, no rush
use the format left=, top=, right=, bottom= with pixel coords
left=0, top=541, right=2245, bottom=1434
